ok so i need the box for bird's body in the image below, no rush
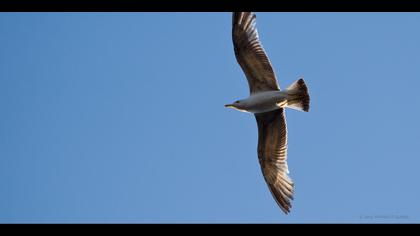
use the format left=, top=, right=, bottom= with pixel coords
left=226, top=79, right=309, bottom=114
left=226, top=90, right=287, bottom=114
left=226, top=12, right=311, bottom=214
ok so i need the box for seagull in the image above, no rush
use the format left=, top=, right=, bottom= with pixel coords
left=225, top=12, right=310, bottom=214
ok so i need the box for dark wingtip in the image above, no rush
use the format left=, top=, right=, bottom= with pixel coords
left=268, top=183, right=293, bottom=215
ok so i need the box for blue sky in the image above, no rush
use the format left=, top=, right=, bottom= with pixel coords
left=1, top=13, right=420, bottom=223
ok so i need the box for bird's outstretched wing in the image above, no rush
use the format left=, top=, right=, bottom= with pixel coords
left=255, top=109, right=294, bottom=214
left=232, top=12, right=280, bottom=94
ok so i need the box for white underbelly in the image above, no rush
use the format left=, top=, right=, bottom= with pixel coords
left=244, top=91, right=287, bottom=114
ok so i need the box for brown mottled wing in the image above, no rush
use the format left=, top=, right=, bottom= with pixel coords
left=255, top=109, right=294, bottom=214
left=232, top=12, right=280, bottom=94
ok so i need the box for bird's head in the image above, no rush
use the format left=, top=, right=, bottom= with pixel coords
left=224, top=100, right=247, bottom=112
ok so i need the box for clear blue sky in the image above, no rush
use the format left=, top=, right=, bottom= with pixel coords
left=1, top=13, right=420, bottom=223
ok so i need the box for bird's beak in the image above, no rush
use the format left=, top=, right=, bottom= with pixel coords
left=225, top=104, right=235, bottom=108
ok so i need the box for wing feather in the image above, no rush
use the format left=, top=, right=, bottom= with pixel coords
left=232, top=12, right=280, bottom=94
left=255, top=109, right=294, bottom=214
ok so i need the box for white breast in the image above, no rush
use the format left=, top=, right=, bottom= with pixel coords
left=243, top=91, right=287, bottom=114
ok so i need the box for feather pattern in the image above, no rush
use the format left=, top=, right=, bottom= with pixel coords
left=255, top=109, right=294, bottom=214
left=232, top=12, right=280, bottom=94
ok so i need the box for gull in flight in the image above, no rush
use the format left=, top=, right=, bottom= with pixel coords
left=225, top=12, right=310, bottom=214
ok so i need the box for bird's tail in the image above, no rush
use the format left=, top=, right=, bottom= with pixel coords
left=285, top=78, right=310, bottom=112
